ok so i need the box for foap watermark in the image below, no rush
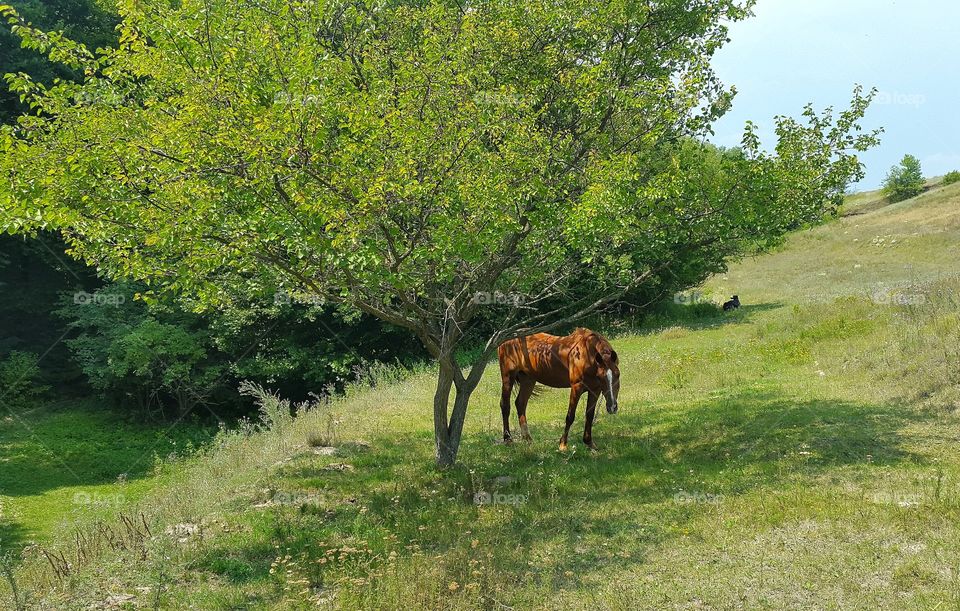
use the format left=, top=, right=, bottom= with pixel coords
left=473, top=490, right=527, bottom=506
left=273, top=91, right=323, bottom=106
left=872, top=288, right=926, bottom=306
left=74, top=291, right=125, bottom=307
left=72, top=491, right=127, bottom=507
left=258, top=489, right=323, bottom=508
left=875, top=90, right=926, bottom=109
left=673, top=490, right=724, bottom=505
left=673, top=290, right=708, bottom=305
left=871, top=491, right=922, bottom=508
left=274, top=291, right=325, bottom=306
left=471, top=291, right=524, bottom=306
left=472, top=91, right=529, bottom=107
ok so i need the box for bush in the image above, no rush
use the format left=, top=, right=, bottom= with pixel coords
left=0, top=351, right=49, bottom=409
left=59, top=283, right=223, bottom=418
left=882, top=154, right=925, bottom=202
left=943, top=171, right=960, bottom=186
left=58, top=281, right=426, bottom=420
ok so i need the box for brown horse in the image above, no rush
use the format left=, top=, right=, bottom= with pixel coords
left=497, top=328, right=620, bottom=451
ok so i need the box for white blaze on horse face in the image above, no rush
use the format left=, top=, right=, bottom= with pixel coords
left=607, top=369, right=617, bottom=414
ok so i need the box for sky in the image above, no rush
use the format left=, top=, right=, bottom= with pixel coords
left=708, top=0, right=960, bottom=190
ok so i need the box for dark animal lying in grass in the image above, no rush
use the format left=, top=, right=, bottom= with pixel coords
left=497, top=328, right=619, bottom=451
left=723, top=295, right=741, bottom=311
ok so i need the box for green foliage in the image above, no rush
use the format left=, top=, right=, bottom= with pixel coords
left=0, top=350, right=48, bottom=409
left=0, top=0, right=877, bottom=335
left=0, top=0, right=880, bottom=463
left=942, top=171, right=960, bottom=186
left=882, top=154, right=925, bottom=202
left=58, top=281, right=426, bottom=418
left=0, top=0, right=117, bottom=124
left=0, top=233, right=97, bottom=387
left=10, top=184, right=960, bottom=606
left=59, top=283, right=222, bottom=416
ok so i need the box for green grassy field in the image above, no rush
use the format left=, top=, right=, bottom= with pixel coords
left=0, top=401, right=212, bottom=551
left=4, top=183, right=960, bottom=609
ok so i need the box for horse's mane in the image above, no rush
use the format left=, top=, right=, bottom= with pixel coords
left=572, top=327, right=613, bottom=353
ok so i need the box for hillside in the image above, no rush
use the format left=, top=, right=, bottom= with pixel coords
left=4, top=183, right=960, bottom=609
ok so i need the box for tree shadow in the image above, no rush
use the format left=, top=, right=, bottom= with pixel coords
left=0, top=401, right=212, bottom=558
left=466, top=387, right=924, bottom=497
left=204, top=386, right=930, bottom=597
left=601, top=301, right=786, bottom=338
left=0, top=520, right=30, bottom=555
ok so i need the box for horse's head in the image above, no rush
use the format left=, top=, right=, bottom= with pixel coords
left=595, top=349, right=620, bottom=414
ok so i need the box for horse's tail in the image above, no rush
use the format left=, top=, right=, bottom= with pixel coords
left=510, top=375, right=543, bottom=399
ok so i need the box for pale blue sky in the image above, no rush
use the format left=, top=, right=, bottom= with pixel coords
left=709, top=0, right=960, bottom=190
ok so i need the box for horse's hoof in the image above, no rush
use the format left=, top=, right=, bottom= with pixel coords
left=522, top=435, right=533, bottom=443
left=502, top=437, right=513, bottom=445
left=558, top=443, right=568, bottom=452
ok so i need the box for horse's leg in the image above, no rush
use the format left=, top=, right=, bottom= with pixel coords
left=500, top=374, right=514, bottom=444
left=559, top=384, right=585, bottom=451
left=583, top=392, right=599, bottom=451
left=515, top=379, right=535, bottom=442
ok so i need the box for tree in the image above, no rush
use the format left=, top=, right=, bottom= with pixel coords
left=882, top=154, right=925, bottom=202
left=0, top=0, right=879, bottom=465
left=0, top=0, right=116, bottom=124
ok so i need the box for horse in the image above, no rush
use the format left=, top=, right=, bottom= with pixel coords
left=722, top=295, right=740, bottom=311
left=497, top=328, right=620, bottom=451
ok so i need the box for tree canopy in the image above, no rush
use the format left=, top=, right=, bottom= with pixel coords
left=0, top=0, right=880, bottom=464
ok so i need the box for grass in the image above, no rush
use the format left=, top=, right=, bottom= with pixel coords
left=4, top=183, right=960, bottom=608
left=0, top=399, right=212, bottom=553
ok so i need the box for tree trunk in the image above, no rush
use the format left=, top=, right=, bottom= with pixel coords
left=433, top=359, right=456, bottom=466
left=433, top=353, right=489, bottom=467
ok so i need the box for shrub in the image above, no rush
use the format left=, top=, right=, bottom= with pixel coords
left=882, top=154, right=925, bottom=202
left=0, top=351, right=49, bottom=409
left=943, top=171, right=960, bottom=186
left=58, top=281, right=426, bottom=420
left=59, top=283, right=223, bottom=418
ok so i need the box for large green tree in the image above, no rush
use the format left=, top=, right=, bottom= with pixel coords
left=0, top=0, right=879, bottom=465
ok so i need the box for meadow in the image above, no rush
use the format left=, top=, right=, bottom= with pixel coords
left=4, top=182, right=960, bottom=608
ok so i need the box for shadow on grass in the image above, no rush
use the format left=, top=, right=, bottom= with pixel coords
left=593, top=301, right=786, bottom=339
left=0, top=403, right=211, bottom=497
left=196, top=386, right=929, bottom=598
left=0, top=400, right=212, bottom=554
left=0, top=521, right=30, bottom=556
